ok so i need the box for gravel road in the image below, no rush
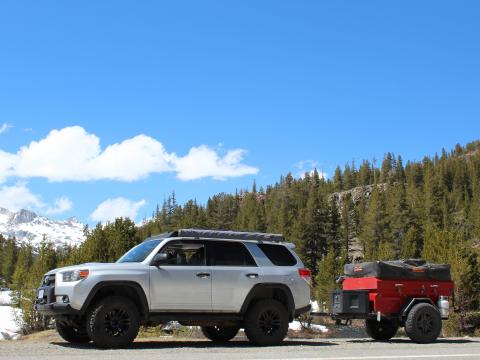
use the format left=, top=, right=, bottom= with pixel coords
left=0, top=333, right=479, bottom=360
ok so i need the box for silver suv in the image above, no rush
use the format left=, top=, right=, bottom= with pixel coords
left=35, top=229, right=311, bottom=348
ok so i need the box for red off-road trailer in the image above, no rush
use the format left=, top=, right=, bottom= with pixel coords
left=331, top=259, right=454, bottom=343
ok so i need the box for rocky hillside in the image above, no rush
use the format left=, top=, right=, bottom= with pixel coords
left=0, top=207, right=84, bottom=248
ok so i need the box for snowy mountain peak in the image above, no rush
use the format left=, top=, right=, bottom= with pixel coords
left=0, top=207, right=85, bottom=248
left=10, top=209, right=38, bottom=225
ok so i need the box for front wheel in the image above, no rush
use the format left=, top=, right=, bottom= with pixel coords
left=201, top=326, right=240, bottom=342
left=86, top=296, right=140, bottom=348
left=365, top=319, right=398, bottom=341
left=244, top=299, right=289, bottom=346
left=56, top=321, right=90, bottom=343
left=405, top=303, right=442, bottom=343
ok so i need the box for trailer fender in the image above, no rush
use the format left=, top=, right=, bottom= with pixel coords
left=401, top=298, right=434, bottom=319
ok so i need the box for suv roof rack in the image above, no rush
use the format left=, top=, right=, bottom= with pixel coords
left=173, top=229, right=285, bottom=242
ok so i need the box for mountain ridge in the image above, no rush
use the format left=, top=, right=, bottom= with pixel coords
left=0, top=207, right=84, bottom=248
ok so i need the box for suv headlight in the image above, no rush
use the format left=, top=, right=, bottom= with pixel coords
left=62, top=269, right=89, bottom=282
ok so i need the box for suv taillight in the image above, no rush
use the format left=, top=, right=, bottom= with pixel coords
left=298, top=268, right=311, bottom=285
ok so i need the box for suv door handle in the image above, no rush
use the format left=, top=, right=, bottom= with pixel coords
left=196, top=272, right=210, bottom=278
left=246, top=273, right=259, bottom=279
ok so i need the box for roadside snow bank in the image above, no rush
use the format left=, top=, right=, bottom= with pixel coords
left=0, top=301, right=23, bottom=340
left=310, top=300, right=320, bottom=313
left=0, top=291, right=12, bottom=306
left=289, top=320, right=328, bottom=333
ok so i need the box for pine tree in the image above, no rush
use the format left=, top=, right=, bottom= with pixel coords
left=11, top=245, right=33, bottom=294
left=386, top=183, right=409, bottom=255
left=300, top=188, right=327, bottom=279
left=457, top=252, right=480, bottom=311
left=326, top=197, right=341, bottom=253
left=358, top=160, right=372, bottom=186
left=16, top=238, right=58, bottom=333
left=333, top=166, right=343, bottom=191
left=359, top=187, right=388, bottom=260
left=380, top=153, right=394, bottom=183
left=314, top=247, right=346, bottom=310
left=1, top=237, right=17, bottom=285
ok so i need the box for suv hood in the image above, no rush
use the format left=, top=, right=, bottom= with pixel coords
left=45, top=262, right=144, bottom=275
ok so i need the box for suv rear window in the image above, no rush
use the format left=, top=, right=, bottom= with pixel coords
left=257, top=244, right=297, bottom=266
left=207, top=241, right=257, bottom=266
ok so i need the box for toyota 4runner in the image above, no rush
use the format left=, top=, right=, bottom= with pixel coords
left=35, top=229, right=311, bottom=348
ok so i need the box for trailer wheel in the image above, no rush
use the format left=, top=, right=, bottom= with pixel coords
left=405, top=302, right=442, bottom=343
left=365, top=319, right=398, bottom=341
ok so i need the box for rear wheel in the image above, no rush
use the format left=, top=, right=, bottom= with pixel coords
left=405, top=303, right=442, bottom=343
left=86, top=296, right=140, bottom=348
left=365, top=319, right=398, bottom=341
left=244, top=299, right=289, bottom=346
left=56, top=322, right=90, bottom=343
left=201, top=326, right=240, bottom=342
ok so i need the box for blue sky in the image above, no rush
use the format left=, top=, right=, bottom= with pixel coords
left=0, top=1, right=479, bottom=224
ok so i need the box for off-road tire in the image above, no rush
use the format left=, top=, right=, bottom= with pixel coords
left=365, top=318, right=398, bottom=341
left=201, top=326, right=240, bottom=342
left=56, top=321, right=90, bottom=343
left=405, top=302, right=442, bottom=343
left=86, top=295, right=140, bottom=348
left=244, top=299, right=289, bottom=346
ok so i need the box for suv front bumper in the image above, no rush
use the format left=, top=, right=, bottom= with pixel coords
left=35, top=302, right=79, bottom=316
left=35, top=283, right=79, bottom=316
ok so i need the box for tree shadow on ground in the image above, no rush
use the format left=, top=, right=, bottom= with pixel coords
left=52, top=339, right=338, bottom=350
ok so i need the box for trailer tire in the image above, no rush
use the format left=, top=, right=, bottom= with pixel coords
left=365, top=319, right=398, bottom=341
left=405, top=302, right=442, bottom=343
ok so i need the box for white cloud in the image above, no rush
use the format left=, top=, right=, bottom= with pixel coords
left=90, top=197, right=147, bottom=223
left=45, top=196, right=73, bottom=215
left=0, top=182, right=44, bottom=211
left=0, top=182, right=73, bottom=215
left=0, top=150, right=17, bottom=183
left=0, top=126, right=258, bottom=183
left=0, top=123, right=12, bottom=134
left=173, top=146, right=258, bottom=181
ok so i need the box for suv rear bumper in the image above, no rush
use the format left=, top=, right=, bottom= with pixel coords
left=35, top=302, right=79, bottom=316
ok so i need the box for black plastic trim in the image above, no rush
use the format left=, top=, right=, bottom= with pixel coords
left=240, top=283, right=295, bottom=320
left=400, top=297, right=435, bottom=318
left=148, top=312, right=243, bottom=322
left=79, top=281, right=149, bottom=320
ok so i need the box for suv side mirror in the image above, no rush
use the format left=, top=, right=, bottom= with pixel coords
left=151, top=253, right=168, bottom=267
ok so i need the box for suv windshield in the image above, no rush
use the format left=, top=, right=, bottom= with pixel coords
left=117, top=239, right=162, bottom=263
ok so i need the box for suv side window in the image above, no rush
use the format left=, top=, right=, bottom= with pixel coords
left=257, top=243, right=297, bottom=266
left=158, top=241, right=206, bottom=266
left=207, top=241, right=257, bottom=266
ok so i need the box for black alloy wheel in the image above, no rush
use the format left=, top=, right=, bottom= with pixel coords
left=103, top=308, right=132, bottom=337
left=405, top=302, right=442, bottom=343
left=244, top=299, right=289, bottom=346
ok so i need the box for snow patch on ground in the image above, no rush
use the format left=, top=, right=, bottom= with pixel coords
left=0, top=305, right=22, bottom=340
left=0, top=290, right=12, bottom=306
left=289, top=320, right=328, bottom=333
